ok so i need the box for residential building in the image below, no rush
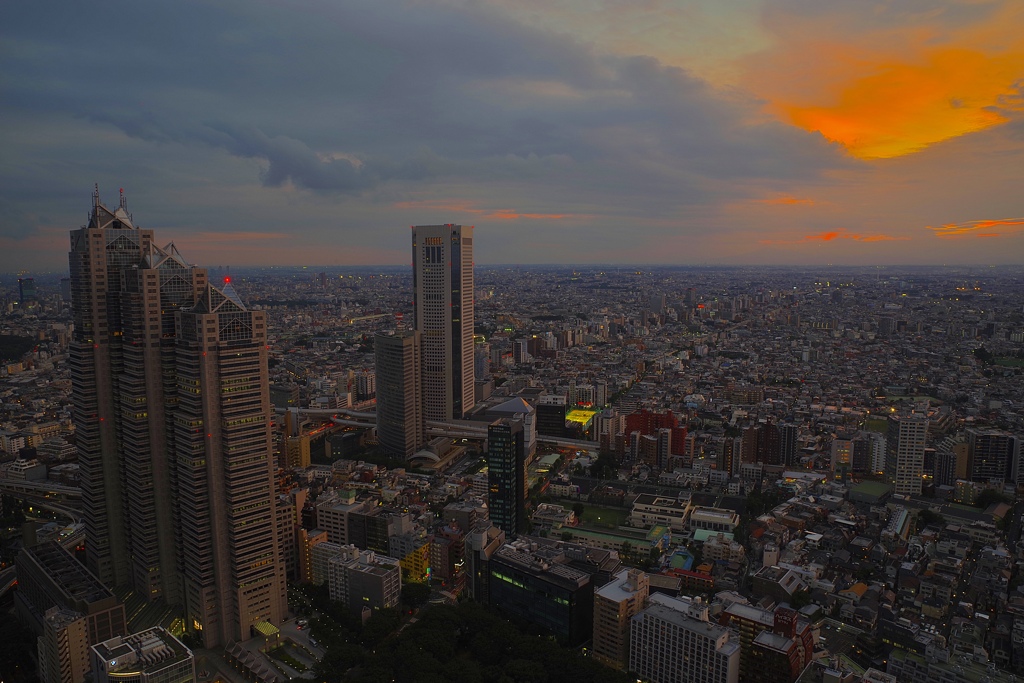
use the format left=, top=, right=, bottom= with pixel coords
left=720, top=602, right=812, bottom=683
left=630, top=594, right=740, bottom=683
left=326, top=546, right=402, bottom=616
left=966, top=428, right=1019, bottom=484
left=593, top=568, right=649, bottom=669
left=38, top=608, right=90, bottom=683
left=886, top=414, right=928, bottom=496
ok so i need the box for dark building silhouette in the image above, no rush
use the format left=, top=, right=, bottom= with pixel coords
left=487, top=418, right=526, bottom=537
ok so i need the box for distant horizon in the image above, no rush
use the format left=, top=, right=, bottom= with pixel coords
left=6, top=261, right=1024, bottom=280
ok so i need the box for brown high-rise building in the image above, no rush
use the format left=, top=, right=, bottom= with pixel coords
left=411, top=224, right=475, bottom=420
left=174, top=283, right=286, bottom=646
left=593, top=568, right=649, bottom=669
left=374, top=330, right=424, bottom=459
left=69, top=189, right=156, bottom=589
left=68, top=189, right=285, bottom=647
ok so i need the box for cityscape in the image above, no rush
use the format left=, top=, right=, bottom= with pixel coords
left=2, top=2, right=1024, bottom=683
left=0, top=191, right=1022, bottom=683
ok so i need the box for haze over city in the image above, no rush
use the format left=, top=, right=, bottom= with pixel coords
left=3, top=0, right=1024, bottom=271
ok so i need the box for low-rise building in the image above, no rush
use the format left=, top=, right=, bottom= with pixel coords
left=488, top=539, right=594, bottom=645
left=629, top=493, right=692, bottom=532
left=90, top=627, right=194, bottom=683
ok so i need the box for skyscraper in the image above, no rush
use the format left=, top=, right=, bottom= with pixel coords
left=411, top=224, right=474, bottom=419
left=374, top=330, right=424, bottom=459
left=487, top=418, right=525, bottom=537
left=69, top=189, right=156, bottom=589
left=174, top=282, right=286, bottom=646
left=18, top=277, right=37, bottom=307
left=886, top=414, right=928, bottom=496
left=68, top=189, right=284, bottom=647
left=119, top=241, right=206, bottom=605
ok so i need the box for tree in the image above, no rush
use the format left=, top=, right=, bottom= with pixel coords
left=915, top=508, right=945, bottom=532
left=790, top=589, right=812, bottom=609
left=572, top=502, right=585, bottom=522
left=592, top=451, right=619, bottom=480
left=401, top=582, right=432, bottom=610
left=974, top=488, right=1010, bottom=509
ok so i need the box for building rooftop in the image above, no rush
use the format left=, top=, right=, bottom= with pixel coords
left=22, top=541, right=113, bottom=605
left=595, top=569, right=646, bottom=603
left=92, top=627, right=191, bottom=676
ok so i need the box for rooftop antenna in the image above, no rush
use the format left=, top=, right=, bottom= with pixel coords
left=92, top=183, right=100, bottom=209
left=119, top=187, right=126, bottom=210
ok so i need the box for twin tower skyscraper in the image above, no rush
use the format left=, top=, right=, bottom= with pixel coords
left=375, top=225, right=475, bottom=458
left=69, top=194, right=475, bottom=646
left=69, top=190, right=286, bottom=648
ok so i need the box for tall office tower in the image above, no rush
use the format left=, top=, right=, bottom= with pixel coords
left=630, top=595, right=740, bottom=683
left=411, top=224, right=474, bottom=419
left=966, top=428, right=1020, bottom=484
left=487, top=418, right=526, bottom=538
left=19, top=277, right=37, bottom=306
left=69, top=189, right=155, bottom=588
left=886, top=414, right=928, bottom=496
left=374, top=331, right=424, bottom=459
left=69, top=191, right=285, bottom=646
left=593, top=568, right=649, bottom=669
left=119, top=242, right=206, bottom=604
left=174, top=283, right=286, bottom=647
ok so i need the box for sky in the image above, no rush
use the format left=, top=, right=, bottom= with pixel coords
left=1, top=0, right=1023, bottom=271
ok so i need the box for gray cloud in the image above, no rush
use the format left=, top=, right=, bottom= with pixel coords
left=3, top=0, right=844, bottom=186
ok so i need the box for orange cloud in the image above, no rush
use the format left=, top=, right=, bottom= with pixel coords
left=928, top=217, right=1024, bottom=238
left=756, top=196, right=816, bottom=206
left=745, top=4, right=1024, bottom=159
left=394, top=200, right=579, bottom=221
left=759, top=228, right=909, bottom=246
left=784, top=48, right=1024, bottom=158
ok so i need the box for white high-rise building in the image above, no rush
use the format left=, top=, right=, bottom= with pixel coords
left=886, top=414, right=928, bottom=496
left=411, top=225, right=475, bottom=420
left=630, top=594, right=740, bottom=683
